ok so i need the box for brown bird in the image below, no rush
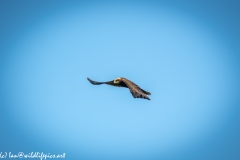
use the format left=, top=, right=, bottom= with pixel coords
left=87, top=77, right=151, bottom=100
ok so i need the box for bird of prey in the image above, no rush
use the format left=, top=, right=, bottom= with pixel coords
left=87, top=77, right=151, bottom=100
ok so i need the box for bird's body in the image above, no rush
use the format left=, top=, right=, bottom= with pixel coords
left=87, top=77, right=151, bottom=100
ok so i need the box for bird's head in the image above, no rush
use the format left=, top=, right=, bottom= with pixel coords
left=114, top=78, right=121, bottom=84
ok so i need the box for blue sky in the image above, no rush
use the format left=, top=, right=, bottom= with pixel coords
left=1, top=1, right=240, bottom=160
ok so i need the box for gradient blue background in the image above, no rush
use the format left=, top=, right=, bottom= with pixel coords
left=1, top=1, right=240, bottom=160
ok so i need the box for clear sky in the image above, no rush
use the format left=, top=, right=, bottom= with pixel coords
left=1, top=1, right=240, bottom=160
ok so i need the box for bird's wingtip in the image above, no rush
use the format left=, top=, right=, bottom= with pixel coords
left=87, top=77, right=92, bottom=82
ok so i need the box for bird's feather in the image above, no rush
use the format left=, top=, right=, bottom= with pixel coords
left=121, top=78, right=151, bottom=100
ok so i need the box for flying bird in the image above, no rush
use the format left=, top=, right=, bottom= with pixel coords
left=87, top=77, right=151, bottom=100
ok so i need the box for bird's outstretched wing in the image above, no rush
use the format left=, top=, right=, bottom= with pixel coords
left=121, top=78, right=151, bottom=100
left=87, top=77, right=127, bottom=87
left=87, top=77, right=108, bottom=85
